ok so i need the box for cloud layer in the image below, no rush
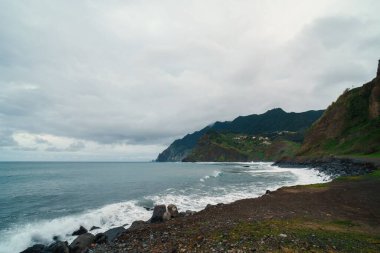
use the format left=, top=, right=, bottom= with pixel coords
left=0, top=0, right=379, bottom=160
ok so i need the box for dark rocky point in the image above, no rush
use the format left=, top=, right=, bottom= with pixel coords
left=104, top=226, right=126, bottom=242
left=128, top=220, right=148, bottom=231
left=69, top=233, right=95, bottom=253
left=167, top=204, right=179, bottom=218
left=71, top=225, right=87, bottom=236
left=20, top=244, right=46, bottom=253
left=150, top=204, right=167, bottom=223
left=46, top=241, right=70, bottom=253
left=94, top=233, right=107, bottom=244
left=90, top=226, right=100, bottom=231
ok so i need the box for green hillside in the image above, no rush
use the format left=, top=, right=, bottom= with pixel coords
left=157, top=109, right=323, bottom=162
left=183, top=131, right=301, bottom=162
left=298, top=68, right=380, bottom=157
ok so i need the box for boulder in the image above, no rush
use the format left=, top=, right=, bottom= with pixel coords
left=185, top=210, right=196, bottom=216
left=72, top=226, right=88, bottom=236
left=150, top=205, right=167, bottom=223
left=20, top=244, right=46, bottom=253
left=44, top=241, right=70, bottom=253
left=104, top=226, right=126, bottom=242
left=90, top=226, right=100, bottom=231
left=167, top=204, right=179, bottom=218
left=69, top=233, right=95, bottom=253
left=163, top=211, right=171, bottom=221
left=94, top=233, right=107, bottom=244
left=128, top=220, right=147, bottom=231
left=178, top=212, right=186, bottom=217
left=205, top=204, right=213, bottom=210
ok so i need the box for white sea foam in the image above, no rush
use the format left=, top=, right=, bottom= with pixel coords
left=200, top=170, right=221, bottom=182
left=0, top=202, right=152, bottom=253
left=0, top=163, right=331, bottom=253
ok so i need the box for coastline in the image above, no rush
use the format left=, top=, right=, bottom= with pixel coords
left=21, top=158, right=380, bottom=253
left=92, top=162, right=380, bottom=252
left=274, top=156, right=378, bottom=178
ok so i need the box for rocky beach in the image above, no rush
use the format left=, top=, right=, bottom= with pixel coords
left=21, top=158, right=380, bottom=253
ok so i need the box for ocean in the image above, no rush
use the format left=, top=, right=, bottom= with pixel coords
left=0, top=162, right=330, bottom=253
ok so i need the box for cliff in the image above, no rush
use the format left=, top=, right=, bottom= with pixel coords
left=183, top=131, right=302, bottom=162
left=157, top=109, right=324, bottom=162
left=298, top=61, right=380, bottom=157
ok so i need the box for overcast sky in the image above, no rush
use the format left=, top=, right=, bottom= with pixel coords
left=0, top=0, right=379, bottom=161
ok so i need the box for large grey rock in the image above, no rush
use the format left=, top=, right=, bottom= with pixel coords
left=44, top=241, right=69, bottom=253
left=69, top=233, right=95, bottom=253
left=72, top=226, right=87, bottom=236
left=20, top=244, right=46, bottom=253
left=128, top=220, right=147, bottom=231
left=185, top=210, right=196, bottom=216
left=167, top=204, right=179, bottom=218
left=90, top=226, right=100, bottom=231
left=94, top=233, right=107, bottom=244
left=150, top=205, right=166, bottom=223
left=104, top=226, right=126, bottom=242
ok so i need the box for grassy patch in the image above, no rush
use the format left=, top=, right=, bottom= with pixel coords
left=305, top=183, right=329, bottom=189
left=211, top=219, right=380, bottom=252
left=334, top=169, right=380, bottom=182
left=330, top=220, right=358, bottom=227
left=364, top=169, right=380, bottom=179
left=334, top=175, right=363, bottom=182
left=348, top=152, right=380, bottom=159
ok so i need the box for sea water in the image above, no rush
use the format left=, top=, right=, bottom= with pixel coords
left=0, top=162, right=330, bottom=252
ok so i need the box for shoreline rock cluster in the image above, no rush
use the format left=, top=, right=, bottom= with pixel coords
left=275, top=157, right=376, bottom=178
left=21, top=204, right=193, bottom=253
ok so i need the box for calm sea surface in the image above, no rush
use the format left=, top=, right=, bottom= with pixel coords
left=0, top=162, right=330, bottom=252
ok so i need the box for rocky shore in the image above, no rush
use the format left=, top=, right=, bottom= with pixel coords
left=275, top=156, right=377, bottom=178
left=21, top=158, right=380, bottom=253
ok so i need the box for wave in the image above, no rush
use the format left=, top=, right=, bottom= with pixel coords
left=0, top=201, right=151, bottom=253
left=200, top=170, right=222, bottom=182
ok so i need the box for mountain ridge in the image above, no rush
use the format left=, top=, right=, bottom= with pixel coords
left=156, top=108, right=324, bottom=162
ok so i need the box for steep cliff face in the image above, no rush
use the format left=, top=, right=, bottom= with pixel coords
left=299, top=63, right=380, bottom=157
left=156, top=109, right=324, bottom=162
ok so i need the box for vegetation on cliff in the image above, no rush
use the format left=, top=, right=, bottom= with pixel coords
left=157, top=109, right=323, bottom=162
left=299, top=67, right=380, bottom=157
left=183, top=131, right=301, bottom=162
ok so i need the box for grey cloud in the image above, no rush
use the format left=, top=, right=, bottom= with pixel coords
left=0, top=130, right=17, bottom=147
left=45, top=147, right=64, bottom=152
left=0, top=1, right=379, bottom=160
left=34, top=137, right=50, bottom=145
left=14, top=146, right=38, bottom=152
left=66, top=142, right=85, bottom=152
left=45, top=142, right=85, bottom=152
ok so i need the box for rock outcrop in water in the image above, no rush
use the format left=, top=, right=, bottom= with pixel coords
left=71, top=226, right=87, bottom=236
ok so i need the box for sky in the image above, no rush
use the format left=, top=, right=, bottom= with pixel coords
left=0, top=0, right=379, bottom=161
